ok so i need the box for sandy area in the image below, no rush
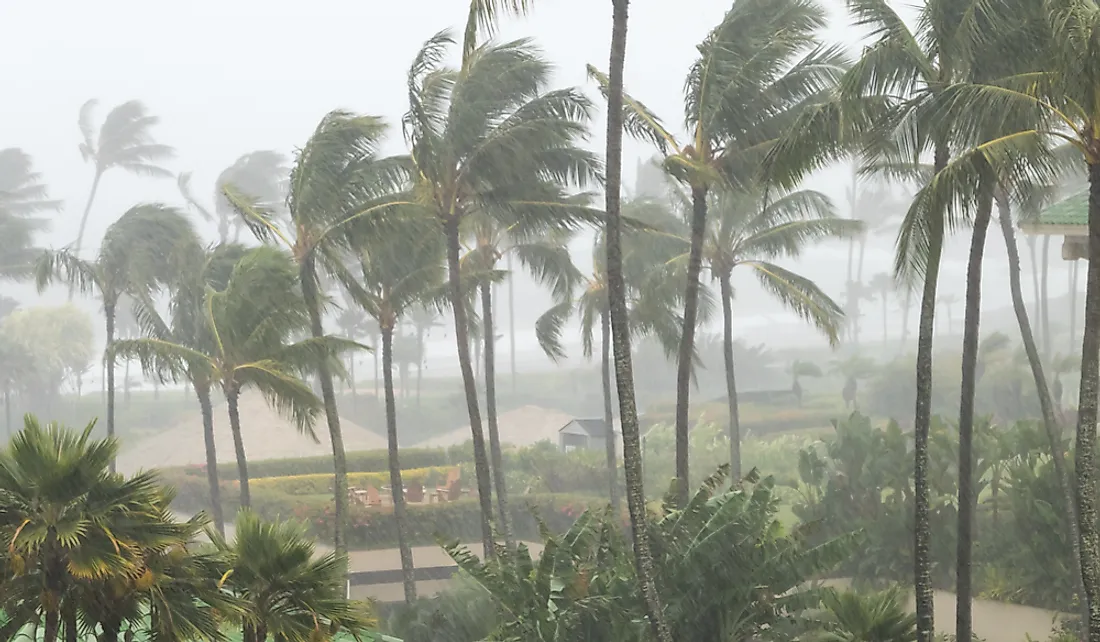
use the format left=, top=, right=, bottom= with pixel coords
left=117, top=391, right=387, bottom=473
left=418, top=405, right=574, bottom=448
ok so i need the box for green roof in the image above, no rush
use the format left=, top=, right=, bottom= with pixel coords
left=1034, top=190, right=1089, bottom=226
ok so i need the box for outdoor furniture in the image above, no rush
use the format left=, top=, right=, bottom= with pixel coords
left=406, top=481, right=425, bottom=503
left=348, top=486, right=370, bottom=506
left=365, top=486, right=384, bottom=508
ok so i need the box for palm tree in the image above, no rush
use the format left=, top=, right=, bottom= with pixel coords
left=115, top=246, right=353, bottom=510
left=937, top=293, right=959, bottom=335
left=699, top=185, right=855, bottom=477
left=223, top=110, right=407, bottom=557
left=845, top=172, right=904, bottom=343
left=35, top=204, right=198, bottom=471
left=178, top=151, right=289, bottom=244
left=408, top=305, right=441, bottom=406
left=589, top=0, right=846, bottom=505
left=334, top=302, right=370, bottom=401
left=113, top=243, right=248, bottom=535
left=0, top=417, right=172, bottom=642
left=464, top=217, right=582, bottom=546
left=870, top=272, right=893, bottom=345
left=598, top=0, right=672, bottom=640
left=0, top=148, right=59, bottom=280
left=212, top=511, right=373, bottom=642
left=345, top=212, right=446, bottom=604
left=538, top=197, right=691, bottom=512
left=74, top=99, right=174, bottom=258
left=403, top=30, right=600, bottom=556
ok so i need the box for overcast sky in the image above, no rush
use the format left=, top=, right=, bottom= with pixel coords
left=0, top=0, right=1074, bottom=355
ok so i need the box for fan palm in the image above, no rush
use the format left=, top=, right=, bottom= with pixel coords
left=343, top=212, right=446, bottom=605
left=599, top=0, right=671, bottom=639
left=0, top=148, right=59, bottom=280
left=403, top=29, right=601, bottom=556
left=0, top=417, right=173, bottom=642
left=589, top=0, right=846, bottom=506
left=179, top=151, right=289, bottom=244
left=114, top=246, right=356, bottom=510
left=223, top=110, right=407, bottom=557
left=698, top=186, right=855, bottom=478
left=212, top=511, right=373, bottom=642
left=74, top=99, right=174, bottom=258
left=35, top=204, right=198, bottom=470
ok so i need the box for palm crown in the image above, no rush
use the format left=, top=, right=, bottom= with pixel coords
left=0, top=148, right=59, bottom=279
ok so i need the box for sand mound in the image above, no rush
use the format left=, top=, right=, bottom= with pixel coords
left=418, top=405, right=573, bottom=449
left=117, top=391, right=386, bottom=474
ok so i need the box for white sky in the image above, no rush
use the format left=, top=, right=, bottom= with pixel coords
left=0, top=0, right=1072, bottom=355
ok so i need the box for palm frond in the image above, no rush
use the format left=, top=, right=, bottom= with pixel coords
left=745, top=260, right=844, bottom=346
left=586, top=65, right=678, bottom=155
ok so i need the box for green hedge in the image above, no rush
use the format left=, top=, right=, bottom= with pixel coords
left=170, top=447, right=468, bottom=481
left=250, top=467, right=454, bottom=496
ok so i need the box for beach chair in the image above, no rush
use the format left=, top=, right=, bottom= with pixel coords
left=365, top=485, right=384, bottom=508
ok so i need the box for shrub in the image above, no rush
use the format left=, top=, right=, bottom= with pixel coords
left=198, top=448, right=459, bottom=481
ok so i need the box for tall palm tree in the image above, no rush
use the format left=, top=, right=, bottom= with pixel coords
left=74, top=99, right=174, bottom=258
left=178, top=151, right=289, bottom=244
left=345, top=212, right=446, bottom=604
left=590, top=0, right=846, bottom=505
left=845, top=172, right=903, bottom=344
left=403, top=30, right=600, bottom=556
left=464, top=217, right=582, bottom=545
left=916, top=0, right=1100, bottom=628
left=408, top=305, right=441, bottom=406
left=0, top=148, right=59, bottom=280
left=598, top=0, right=672, bottom=640
left=35, top=204, right=198, bottom=471
left=114, top=243, right=248, bottom=535
left=869, top=272, right=893, bottom=345
left=538, top=197, right=692, bottom=512
left=211, top=511, right=373, bottom=642
left=115, top=246, right=355, bottom=510
left=223, top=110, right=407, bottom=557
left=700, top=186, right=855, bottom=477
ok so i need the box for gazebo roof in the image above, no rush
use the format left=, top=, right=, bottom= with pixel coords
left=1022, top=190, right=1088, bottom=235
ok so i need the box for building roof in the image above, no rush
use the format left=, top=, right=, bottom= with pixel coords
left=1022, top=189, right=1088, bottom=234
left=559, top=418, right=614, bottom=437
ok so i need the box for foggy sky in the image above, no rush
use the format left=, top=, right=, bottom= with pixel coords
left=0, top=0, right=1077, bottom=355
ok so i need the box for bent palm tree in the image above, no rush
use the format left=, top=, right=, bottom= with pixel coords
left=344, top=212, right=446, bottom=604
left=115, top=246, right=358, bottom=509
left=404, top=30, right=600, bottom=555
left=74, top=99, right=174, bottom=258
left=0, top=148, right=60, bottom=279
left=590, top=0, right=846, bottom=505
left=116, top=243, right=248, bottom=534
left=35, top=204, right=198, bottom=471
left=700, top=186, right=856, bottom=477
left=224, top=110, right=406, bottom=556
left=178, top=151, right=288, bottom=244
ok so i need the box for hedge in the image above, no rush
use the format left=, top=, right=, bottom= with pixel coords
left=250, top=466, right=454, bottom=496
left=198, top=447, right=465, bottom=481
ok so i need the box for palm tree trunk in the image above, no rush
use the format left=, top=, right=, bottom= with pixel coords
left=226, top=386, right=250, bottom=508
left=105, top=302, right=116, bottom=473
left=1042, top=235, right=1052, bottom=359
left=43, top=607, right=59, bottom=642
left=195, top=380, right=225, bottom=535
left=124, top=358, right=131, bottom=407
left=1075, top=161, right=1100, bottom=641
left=71, top=169, right=102, bottom=278
left=373, top=337, right=380, bottom=399
left=1071, top=260, right=1080, bottom=352
left=508, top=254, right=517, bottom=394
left=674, top=184, right=708, bottom=507
left=382, top=324, right=417, bottom=604
left=901, top=288, right=913, bottom=349
left=956, top=178, right=993, bottom=642
left=720, top=275, right=742, bottom=480
left=998, top=191, right=1088, bottom=625
left=855, top=237, right=868, bottom=344
left=416, top=327, right=425, bottom=408
left=603, top=2, right=672, bottom=641
left=846, top=238, right=855, bottom=342
left=914, top=144, right=948, bottom=642
left=600, top=309, right=620, bottom=512
left=480, top=281, right=514, bottom=547
left=300, top=260, right=349, bottom=557
left=62, top=598, right=77, bottom=642
left=1027, top=235, right=1041, bottom=335
left=444, top=219, right=495, bottom=558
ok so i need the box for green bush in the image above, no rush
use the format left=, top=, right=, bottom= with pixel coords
left=164, top=447, right=459, bottom=481
left=250, top=467, right=453, bottom=495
